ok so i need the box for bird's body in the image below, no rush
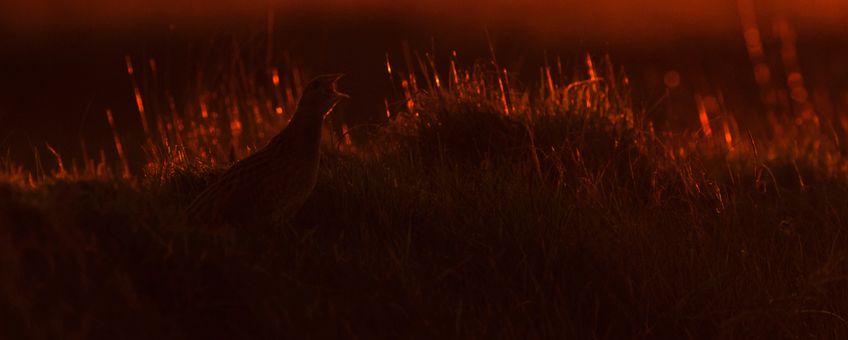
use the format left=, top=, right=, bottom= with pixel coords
left=187, top=74, right=347, bottom=226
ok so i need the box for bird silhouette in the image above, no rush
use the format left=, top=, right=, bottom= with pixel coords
left=187, top=74, right=348, bottom=226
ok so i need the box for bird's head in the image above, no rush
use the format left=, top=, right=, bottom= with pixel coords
left=297, top=73, right=349, bottom=117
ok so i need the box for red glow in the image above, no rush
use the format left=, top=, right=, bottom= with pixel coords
left=3, top=1, right=847, bottom=40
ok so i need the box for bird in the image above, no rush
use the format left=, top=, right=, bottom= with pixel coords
left=186, top=73, right=348, bottom=227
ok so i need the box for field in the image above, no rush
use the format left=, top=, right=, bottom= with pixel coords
left=4, top=18, right=848, bottom=338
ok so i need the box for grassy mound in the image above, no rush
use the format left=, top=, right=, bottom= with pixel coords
left=3, top=53, right=848, bottom=338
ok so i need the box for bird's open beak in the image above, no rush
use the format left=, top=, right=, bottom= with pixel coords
left=329, top=73, right=350, bottom=99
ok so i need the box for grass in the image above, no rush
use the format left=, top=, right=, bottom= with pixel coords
left=3, top=38, right=848, bottom=338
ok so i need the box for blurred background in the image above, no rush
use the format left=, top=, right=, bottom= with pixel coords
left=3, top=0, right=847, bottom=38
left=1, top=0, right=847, bottom=168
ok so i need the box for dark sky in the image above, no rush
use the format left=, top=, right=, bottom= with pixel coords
left=3, top=0, right=847, bottom=40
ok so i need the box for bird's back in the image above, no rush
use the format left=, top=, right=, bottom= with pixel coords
left=186, top=136, right=321, bottom=226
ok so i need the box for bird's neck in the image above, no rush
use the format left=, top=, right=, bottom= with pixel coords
left=269, top=104, right=324, bottom=149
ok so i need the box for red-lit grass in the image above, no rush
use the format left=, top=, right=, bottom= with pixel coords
left=3, top=43, right=848, bottom=339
